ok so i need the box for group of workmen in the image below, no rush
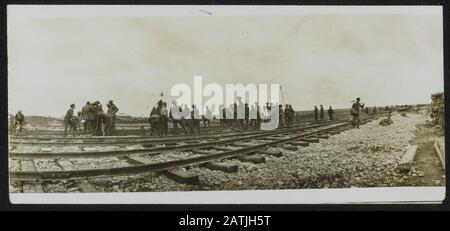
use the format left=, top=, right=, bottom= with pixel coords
left=146, top=98, right=296, bottom=136
left=63, top=100, right=119, bottom=136
left=218, top=101, right=296, bottom=130
left=11, top=96, right=386, bottom=136
left=314, top=105, right=335, bottom=122
left=9, top=111, right=26, bottom=132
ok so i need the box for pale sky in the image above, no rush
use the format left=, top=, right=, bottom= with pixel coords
left=8, top=6, right=443, bottom=117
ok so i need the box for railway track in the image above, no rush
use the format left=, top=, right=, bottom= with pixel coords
left=10, top=113, right=371, bottom=137
left=10, top=122, right=343, bottom=158
left=10, top=115, right=379, bottom=183
left=9, top=120, right=341, bottom=147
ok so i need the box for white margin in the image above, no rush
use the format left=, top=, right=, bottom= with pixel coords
left=10, top=187, right=445, bottom=204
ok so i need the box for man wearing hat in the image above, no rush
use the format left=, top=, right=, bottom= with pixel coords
left=278, top=104, right=284, bottom=128
left=14, top=110, right=25, bottom=132
left=81, top=101, right=95, bottom=134
left=64, top=104, right=75, bottom=136
left=319, top=105, right=325, bottom=122
left=351, top=97, right=365, bottom=128
left=314, top=106, right=319, bottom=122
left=107, top=100, right=119, bottom=134
left=92, top=101, right=104, bottom=136
left=328, top=106, right=335, bottom=121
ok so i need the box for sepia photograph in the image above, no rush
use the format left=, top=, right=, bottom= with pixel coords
left=7, top=5, right=445, bottom=204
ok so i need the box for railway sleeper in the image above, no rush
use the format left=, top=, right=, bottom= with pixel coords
left=213, top=146, right=239, bottom=151
left=315, top=134, right=329, bottom=139
left=281, top=144, right=298, bottom=152
left=327, top=130, right=341, bottom=135
left=160, top=169, right=200, bottom=185
left=259, top=149, right=283, bottom=157
left=77, top=181, right=100, bottom=192
left=19, top=159, right=45, bottom=192
left=53, top=160, right=100, bottom=192
left=236, top=154, right=265, bottom=164
left=121, top=155, right=146, bottom=165
left=203, top=162, right=239, bottom=173
left=191, top=148, right=217, bottom=155
left=22, top=181, right=44, bottom=193
left=301, top=137, right=320, bottom=143
left=289, top=141, right=309, bottom=147
left=262, top=136, right=285, bottom=141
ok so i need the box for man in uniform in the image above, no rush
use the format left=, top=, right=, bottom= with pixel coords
left=149, top=106, right=159, bottom=135
left=244, top=103, right=250, bottom=130
left=328, top=106, right=335, bottom=121
left=81, top=102, right=92, bottom=134
left=351, top=97, right=365, bottom=128
left=149, top=100, right=163, bottom=136
left=72, top=112, right=82, bottom=131
left=249, top=104, right=257, bottom=128
left=107, top=100, right=119, bottom=134
left=289, top=104, right=294, bottom=126
left=9, top=113, right=16, bottom=132
left=233, top=102, right=239, bottom=129
left=92, top=101, right=104, bottom=136
left=314, top=106, right=319, bottom=122
left=14, top=111, right=25, bottom=132
left=191, top=104, right=201, bottom=134
left=219, top=104, right=226, bottom=128
left=227, top=104, right=234, bottom=128
left=319, top=105, right=325, bottom=121
left=256, top=103, right=261, bottom=128
left=100, top=112, right=114, bottom=136
left=203, top=106, right=212, bottom=127
left=64, top=104, right=75, bottom=136
left=278, top=104, right=284, bottom=128
left=170, top=100, right=188, bottom=134
left=183, top=104, right=194, bottom=133
left=160, top=102, right=169, bottom=136
left=284, top=105, right=290, bottom=127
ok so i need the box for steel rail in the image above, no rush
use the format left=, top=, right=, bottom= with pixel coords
left=10, top=121, right=359, bottom=181
left=8, top=119, right=322, bottom=140
left=9, top=120, right=340, bottom=146
left=9, top=121, right=351, bottom=159
left=10, top=113, right=376, bottom=139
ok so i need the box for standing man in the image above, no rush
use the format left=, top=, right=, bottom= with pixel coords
left=14, top=111, right=25, bottom=132
left=328, top=106, right=335, bottom=121
left=160, top=102, right=169, bottom=136
left=9, top=113, right=16, bottom=132
left=102, top=112, right=114, bottom=136
left=351, top=97, right=365, bottom=128
left=64, top=104, right=75, bottom=136
left=319, top=105, right=325, bottom=121
left=92, top=101, right=104, bottom=136
left=203, top=106, right=212, bottom=127
left=183, top=104, right=194, bottom=133
left=284, top=105, right=290, bottom=127
left=170, top=100, right=187, bottom=134
left=81, top=102, right=92, bottom=134
left=191, top=104, right=201, bottom=134
left=256, top=102, right=261, bottom=128
left=244, top=103, right=249, bottom=130
left=314, top=106, right=319, bottom=122
left=149, top=106, right=159, bottom=135
left=219, top=104, right=226, bottom=128
left=278, top=104, right=284, bottom=128
left=227, top=104, right=234, bottom=128
left=107, top=100, right=119, bottom=134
